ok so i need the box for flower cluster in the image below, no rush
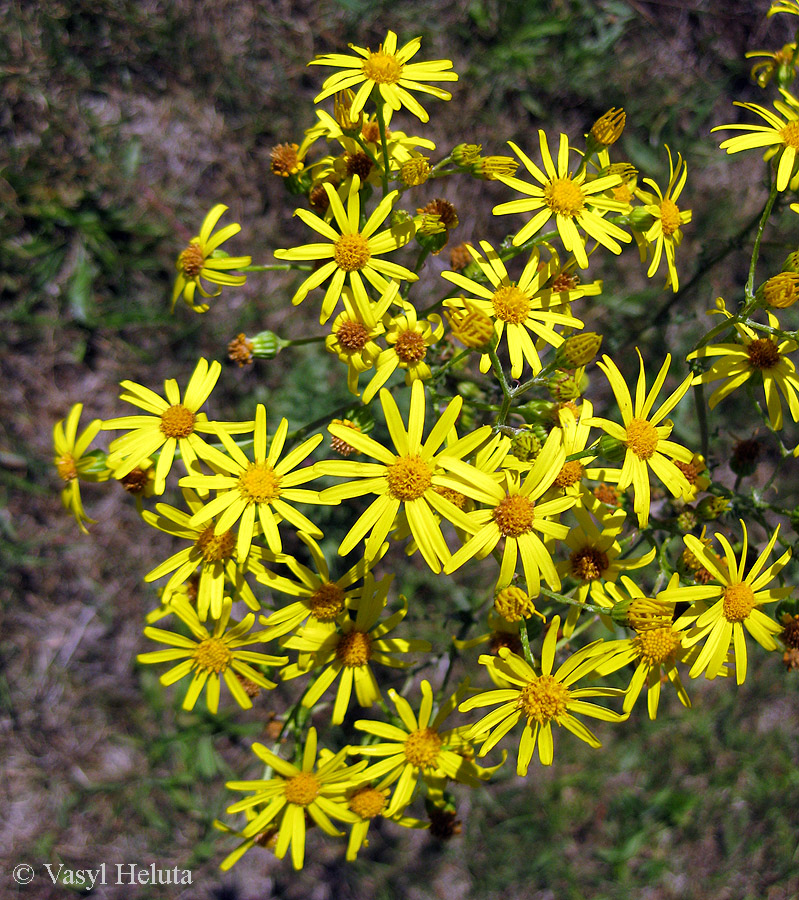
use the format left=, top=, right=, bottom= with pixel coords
left=55, top=19, right=798, bottom=874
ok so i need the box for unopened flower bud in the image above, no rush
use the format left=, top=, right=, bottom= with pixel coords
left=554, top=333, right=603, bottom=369
left=611, top=596, right=672, bottom=631
left=628, top=206, right=656, bottom=231
left=446, top=301, right=495, bottom=351
left=590, top=108, right=626, bottom=147
left=695, top=495, right=730, bottom=521
left=334, top=89, right=363, bottom=133
left=782, top=249, right=799, bottom=273
left=494, top=585, right=545, bottom=623
left=510, top=429, right=542, bottom=462
left=763, top=271, right=799, bottom=308
left=250, top=331, right=288, bottom=359
left=451, top=143, right=482, bottom=166
left=471, top=156, right=519, bottom=180
left=547, top=370, right=587, bottom=402
left=597, top=434, right=627, bottom=464
left=400, top=157, right=432, bottom=187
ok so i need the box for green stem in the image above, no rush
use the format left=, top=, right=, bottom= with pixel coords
left=519, top=622, right=534, bottom=666
left=745, top=178, right=779, bottom=303
left=376, top=102, right=391, bottom=197
left=487, top=344, right=513, bottom=425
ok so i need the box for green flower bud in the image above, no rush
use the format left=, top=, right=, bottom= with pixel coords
left=782, top=249, right=799, bottom=274
left=695, top=495, right=730, bottom=521
left=597, top=434, right=627, bottom=464
left=554, top=333, right=603, bottom=369
left=451, top=143, right=482, bottom=166
left=251, top=331, right=288, bottom=359
left=546, top=369, right=588, bottom=401
left=510, top=430, right=542, bottom=462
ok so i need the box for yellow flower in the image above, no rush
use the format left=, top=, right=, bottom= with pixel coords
left=179, top=403, right=325, bottom=560
left=257, top=531, right=388, bottom=640
left=172, top=204, right=251, bottom=313
left=442, top=429, right=575, bottom=592
left=460, top=616, right=625, bottom=774
left=712, top=89, right=799, bottom=191
left=137, top=595, right=286, bottom=713
left=142, top=488, right=292, bottom=622
left=768, top=1, right=799, bottom=18
left=223, top=728, right=364, bottom=870
left=103, top=358, right=251, bottom=495
left=351, top=680, right=500, bottom=816
left=687, top=305, right=799, bottom=431
left=635, top=147, right=692, bottom=291
left=309, top=30, right=458, bottom=123
left=662, top=522, right=791, bottom=684
left=593, top=575, right=692, bottom=719
left=362, top=301, right=444, bottom=402
left=325, top=284, right=394, bottom=396
left=587, top=351, right=694, bottom=527
left=493, top=131, right=631, bottom=266
left=556, top=499, right=656, bottom=636
left=317, top=379, right=492, bottom=572
left=280, top=573, right=431, bottom=724
left=274, top=175, right=417, bottom=323
left=441, top=241, right=584, bottom=378
left=53, top=403, right=110, bottom=533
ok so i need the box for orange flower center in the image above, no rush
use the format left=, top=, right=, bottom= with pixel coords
left=178, top=242, right=205, bottom=277
left=348, top=786, right=387, bottom=819
left=394, top=329, right=428, bottom=363
left=385, top=454, right=432, bottom=501
left=56, top=453, right=78, bottom=482
left=334, top=232, right=372, bottom=272
left=309, top=581, right=346, bottom=621
left=570, top=546, right=609, bottom=581
left=746, top=337, right=780, bottom=370
left=554, top=460, right=584, bottom=487
left=633, top=626, right=680, bottom=664
left=780, top=120, right=799, bottom=151
left=284, top=771, right=320, bottom=807
left=434, top=485, right=467, bottom=509
left=336, top=319, right=371, bottom=352
left=336, top=630, right=372, bottom=666
left=493, top=494, right=535, bottom=537
left=196, top=524, right=236, bottom=562
left=193, top=637, right=231, bottom=673
left=625, top=417, right=659, bottom=460
left=544, top=177, right=585, bottom=217
left=492, top=284, right=531, bottom=324
left=238, top=461, right=281, bottom=504
left=403, top=727, right=442, bottom=768
left=723, top=582, right=756, bottom=622
left=518, top=674, right=570, bottom=724
left=362, top=50, right=403, bottom=84
left=160, top=403, right=196, bottom=439
left=659, top=198, right=681, bottom=236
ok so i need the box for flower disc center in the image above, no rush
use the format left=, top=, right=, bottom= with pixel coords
left=348, top=786, right=387, bottom=819
left=625, top=417, right=659, bottom=460
left=336, top=319, right=371, bottom=352
left=780, top=120, right=799, bottom=150
left=160, top=403, right=196, bottom=439
left=178, top=242, right=205, bottom=277
left=336, top=630, right=373, bottom=666
left=238, top=461, right=281, bottom=504
left=194, top=637, right=231, bottom=673
left=334, top=232, right=372, bottom=272
left=284, top=771, right=320, bottom=807
left=659, top=198, right=681, bottom=236
left=310, top=581, right=346, bottom=621
left=723, top=582, right=756, bottom=622
left=403, top=727, right=442, bottom=768
left=385, top=454, right=432, bottom=501
left=394, top=330, right=428, bottom=363
left=56, top=453, right=78, bottom=482
left=518, top=674, right=570, bottom=724
left=544, top=177, right=585, bottom=217
left=492, top=284, right=531, bottom=324
left=634, top=626, right=680, bottom=664
left=747, top=337, right=781, bottom=370
left=362, top=50, right=403, bottom=84
left=570, top=546, right=609, bottom=581
left=196, top=524, right=236, bottom=562
left=554, top=460, right=584, bottom=487
left=493, top=493, right=535, bottom=537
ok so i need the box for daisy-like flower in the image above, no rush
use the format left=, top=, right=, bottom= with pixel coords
left=142, top=489, right=292, bottom=622
left=460, top=616, right=625, bottom=774
left=634, top=147, right=692, bottom=291
left=53, top=403, right=110, bottom=533
left=594, top=575, right=692, bottom=719
left=179, top=404, right=325, bottom=561
left=493, top=131, right=631, bottom=267
left=223, top=728, right=364, bottom=870
left=556, top=500, right=656, bottom=636
left=545, top=399, right=600, bottom=493
left=256, top=532, right=388, bottom=640
left=361, top=301, right=444, bottom=403
left=687, top=303, right=799, bottom=431
left=441, top=241, right=584, bottom=378
left=587, top=350, right=694, bottom=528
left=137, top=596, right=287, bottom=713
left=172, top=204, right=251, bottom=313
left=351, top=680, right=500, bottom=816
left=274, top=175, right=417, bottom=324
left=309, top=30, right=458, bottom=124
left=317, top=379, right=492, bottom=572
left=343, top=778, right=425, bottom=861
left=103, top=358, right=252, bottom=495
left=325, top=285, right=393, bottom=396
left=662, top=522, right=792, bottom=684
left=280, top=573, right=431, bottom=724
left=441, top=429, right=575, bottom=593
left=712, top=89, right=799, bottom=191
